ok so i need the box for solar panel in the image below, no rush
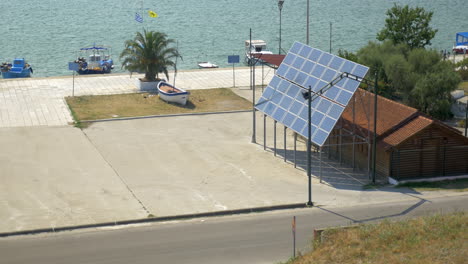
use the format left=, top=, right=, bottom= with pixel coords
left=255, top=42, right=369, bottom=146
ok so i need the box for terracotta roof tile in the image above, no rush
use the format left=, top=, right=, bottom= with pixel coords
left=380, top=116, right=433, bottom=147
left=341, top=89, right=418, bottom=138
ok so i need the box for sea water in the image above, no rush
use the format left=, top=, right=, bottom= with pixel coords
left=1, top=0, right=467, bottom=77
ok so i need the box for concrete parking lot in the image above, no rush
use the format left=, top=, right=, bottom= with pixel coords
left=2, top=111, right=452, bottom=233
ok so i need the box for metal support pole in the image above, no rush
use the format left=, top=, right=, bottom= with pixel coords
left=465, top=102, right=467, bottom=137
left=284, top=126, right=287, bottom=162
left=339, top=125, right=342, bottom=164
left=329, top=22, right=332, bottom=53
left=274, top=120, right=277, bottom=156
left=372, top=70, right=378, bottom=183
left=232, top=62, right=235, bottom=88
left=319, top=147, right=323, bottom=183
left=307, top=85, right=313, bottom=206
left=294, top=133, right=297, bottom=168
left=263, top=114, right=266, bottom=150
left=72, top=70, right=75, bottom=97
left=306, top=0, right=310, bottom=45
left=251, top=30, right=257, bottom=144
left=278, top=0, right=284, bottom=54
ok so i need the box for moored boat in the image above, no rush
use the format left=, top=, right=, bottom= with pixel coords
left=73, top=45, right=114, bottom=74
left=245, top=40, right=273, bottom=65
left=198, top=62, right=219, bottom=69
left=157, top=81, right=189, bottom=105
left=1, top=58, right=33, bottom=79
left=453, top=32, right=468, bottom=54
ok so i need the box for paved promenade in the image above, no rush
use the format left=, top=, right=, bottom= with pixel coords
left=0, top=67, right=274, bottom=127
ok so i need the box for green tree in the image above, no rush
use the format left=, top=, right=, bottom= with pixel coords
left=456, top=58, right=468, bottom=80
left=410, top=61, right=460, bottom=119
left=377, top=4, right=438, bottom=49
left=120, top=29, right=181, bottom=82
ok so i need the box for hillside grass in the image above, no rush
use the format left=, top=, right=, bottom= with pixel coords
left=285, top=212, right=467, bottom=264
left=65, top=88, right=252, bottom=122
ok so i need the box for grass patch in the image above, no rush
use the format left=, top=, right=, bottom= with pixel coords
left=65, top=88, right=252, bottom=122
left=396, top=178, right=468, bottom=192
left=288, top=212, right=467, bottom=264
left=459, top=81, right=468, bottom=92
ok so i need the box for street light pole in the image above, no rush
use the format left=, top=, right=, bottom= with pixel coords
left=278, top=0, right=285, bottom=54
left=304, top=86, right=313, bottom=206
left=306, top=0, right=309, bottom=45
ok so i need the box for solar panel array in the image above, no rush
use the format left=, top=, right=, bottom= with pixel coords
left=255, top=42, right=369, bottom=146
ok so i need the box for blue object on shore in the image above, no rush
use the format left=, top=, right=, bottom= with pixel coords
left=228, top=55, right=240, bottom=64
left=456, top=32, right=468, bottom=46
left=1, top=58, right=33, bottom=79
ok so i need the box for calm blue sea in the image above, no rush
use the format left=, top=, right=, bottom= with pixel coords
left=1, top=0, right=467, bottom=77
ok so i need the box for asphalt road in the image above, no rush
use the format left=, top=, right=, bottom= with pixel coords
left=1, top=194, right=467, bottom=264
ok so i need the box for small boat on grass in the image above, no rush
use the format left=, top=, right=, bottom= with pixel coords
left=198, top=62, right=218, bottom=69
left=1, top=58, right=33, bottom=78
left=157, top=81, right=189, bottom=105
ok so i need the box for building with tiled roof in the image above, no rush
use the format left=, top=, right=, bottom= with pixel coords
left=327, top=89, right=468, bottom=182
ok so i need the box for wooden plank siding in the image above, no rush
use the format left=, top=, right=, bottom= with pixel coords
left=389, top=124, right=468, bottom=180
left=327, top=124, right=468, bottom=181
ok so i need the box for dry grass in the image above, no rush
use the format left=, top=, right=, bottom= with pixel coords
left=65, top=88, right=252, bottom=121
left=289, top=212, right=467, bottom=264
left=397, top=178, right=468, bottom=192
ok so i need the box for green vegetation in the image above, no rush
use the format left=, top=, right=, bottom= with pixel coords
left=285, top=212, right=467, bottom=264
left=377, top=4, right=437, bottom=49
left=456, top=58, right=468, bottom=81
left=120, top=29, right=181, bottom=82
left=65, top=88, right=251, bottom=121
left=339, top=4, right=460, bottom=120
left=397, top=178, right=468, bottom=192
left=459, top=81, right=468, bottom=92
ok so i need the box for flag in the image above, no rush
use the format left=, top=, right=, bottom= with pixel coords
left=148, top=10, right=158, bottom=18
left=135, top=12, right=143, bottom=23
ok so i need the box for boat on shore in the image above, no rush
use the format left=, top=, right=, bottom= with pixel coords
left=157, top=81, right=189, bottom=105
left=244, top=40, right=273, bottom=65
left=453, top=32, right=468, bottom=54
left=73, top=45, right=114, bottom=74
left=1, top=58, right=33, bottom=79
left=198, top=62, right=219, bottom=69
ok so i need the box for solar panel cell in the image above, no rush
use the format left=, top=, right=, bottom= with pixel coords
left=309, top=49, right=322, bottom=61
left=336, top=90, right=353, bottom=105
left=283, top=53, right=295, bottom=65
left=292, top=56, right=305, bottom=69
left=318, top=53, right=332, bottom=66
left=272, top=107, right=286, bottom=122
left=321, top=116, right=336, bottom=132
left=279, top=96, right=293, bottom=110
left=298, top=45, right=312, bottom=58
left=283, top=113, right=296, bottom=127
left=285, top=67, right=299, bottom=81
left=322, top=68, right=337, bottom=82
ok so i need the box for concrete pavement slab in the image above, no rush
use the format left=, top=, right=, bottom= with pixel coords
left=0, top=126, right=147, bottom=233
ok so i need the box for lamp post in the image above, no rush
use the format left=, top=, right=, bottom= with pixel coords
left=306, top=0, right=309, bottom=45
left=278, top=0, right=285, bottom=54
left=302, top=87, right=313, bottom=206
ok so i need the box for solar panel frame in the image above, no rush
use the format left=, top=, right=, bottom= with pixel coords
left=255, top=41, right=369, bottom=146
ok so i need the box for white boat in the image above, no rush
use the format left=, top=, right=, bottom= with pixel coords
left=157, top=81, right=189, bottom=105
left=245, top=40, right=273, bottom=65
left=198, top=62, right=218, bottom=69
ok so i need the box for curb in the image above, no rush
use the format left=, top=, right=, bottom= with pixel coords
left=0, top=203, right=308, bottom=238
left=79, top=109, right=253, bottom=123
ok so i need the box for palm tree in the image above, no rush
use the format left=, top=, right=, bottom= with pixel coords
left=120, top=29, right=180, bottom=82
